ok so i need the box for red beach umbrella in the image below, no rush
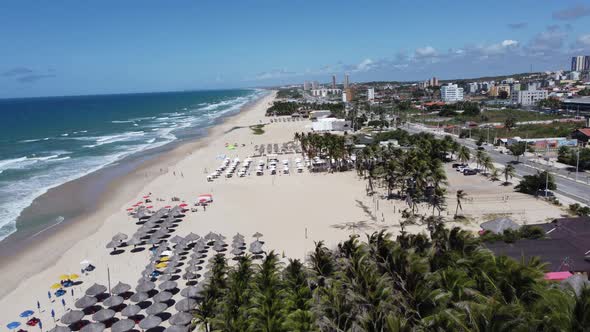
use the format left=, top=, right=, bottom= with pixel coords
left=136, top=201, right=143, bottom=205
left=126, top=208, right=133, bottom=211
left=164, top=205, right=172, bottom=209
left=179, top=203, right=188, bottom=207
left=143, top=196, right=150, bottom=199
left=146, top=205, right=153, bottom=209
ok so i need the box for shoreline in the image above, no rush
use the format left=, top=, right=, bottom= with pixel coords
left=0, top=90, right=274, bottom=299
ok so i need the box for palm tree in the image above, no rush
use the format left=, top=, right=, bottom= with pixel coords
left=457, top=146, right=470, bottom=165
left=481, top=154, right=495, bottom=175
left=455, top=190, right=467, bottom=218
left=490, top=168, right=500, bottom=181
left=503, top=164, right=516, bottom=185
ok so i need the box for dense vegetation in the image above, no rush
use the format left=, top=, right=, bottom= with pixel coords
left=266, top=102, right=345, bottom=117
left=294, top=132, right=350, bottom=171
left=276, top=88, right=303, bottom=99
left=515, top=171, right=556, bottom=195
left=463, top=122, right=583, bottom=143
left=193, top=226, right=590, bottom=331
left=433, top=101, right=481, bottom=117
left=558, top=146, right=590, bottom=171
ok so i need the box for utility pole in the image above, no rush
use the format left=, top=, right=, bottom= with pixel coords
left=576, top=146, right=580, bottom=182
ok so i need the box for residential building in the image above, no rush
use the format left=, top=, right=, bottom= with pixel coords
left=571, top=128, right=590, bottom=147
left=568, top=71, right=581, bottom=81
left=572, top=56, right=586, bottom=72
left=311, top=118, right=351, bottom=132
left=440, top=83, right=464, bottom=102
left=367, top=88, right=375, bottom=101
left=331, top=75, right=336, bottom=89
left=310, top=88, right=342, bottom=97
left=511, top=89, right=548, bottom=106
left=311, top=81, right=319, bottom=89
left=344, top=74, right=349, bottom=89
left=303, top=81, right=311, bottom=91
left=468, top=82, right=478, bottom=94
left=344, top=88, right=354, bottom=102
left=429, top=77, right=439, bottom=87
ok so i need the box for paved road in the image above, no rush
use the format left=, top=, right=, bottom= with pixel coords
left=405, top=123, right=590, bottom=205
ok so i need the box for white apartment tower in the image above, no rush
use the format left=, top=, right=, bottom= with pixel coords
left=440, top=83, right=464, bottom=102
left=367, top=88, right=375, bottom=101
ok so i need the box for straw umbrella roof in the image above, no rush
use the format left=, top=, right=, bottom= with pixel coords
left=180, top=285, right=201, bottom=298
left=139, top=315, right=162, bottom=330
left=103, top=295, right=124, bottom=307
left=127, top=237, right=142, bottom=246
left=480, top=218, right=520, bottom=234
left=110, top=319, right=135, bottom=332
left=80, top=323, right=105, bottom=332
left=49, top=326, right=71, bottom=332
left=112, top=232, right=128, bottom=242
left=204, top=232, right=218, bottom=241
left=91, top=308, right=115, bottom=322
left=231, top=248, right=244, bottom=256
left=249, top=241, right=264, bottom=254
left=129, top=292, right=149, bottom=303
left=175, top=298, right=197, bottom=311
left=169, top=235, right=184, bottom=244
left=105, top=241, right=119, bottom=249
left=185, top=232, right=200, bottom=242
left=60, top=310, right=85, bottom=325
left=159, top=280, right=178, bottom=291
left=165, top=326, right=188, bottom=332
left=136, top=280, right=155, bottom=293
left=158, top=274, right=172, bottom=282
left=74, top=295, right=97, bottom=309
left=86, top=283, right=107, bottom=296
left=121, top=304, right=141, bottom=317
left=111, top=282, right=131, bottom=295
left=145, top=302, right=168, bottom=315
left=153, top=291, right=173, bottom=303
left=169, top=312, right=193, bottom=326
left=252, top=232, right=263, bottom=239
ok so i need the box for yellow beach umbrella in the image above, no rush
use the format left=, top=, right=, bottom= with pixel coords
left=59, top=274, right=70, bottom=281
left=50, top=283, right=62, bottom=290
left=159, top=257, right=170, bottom=262
left=69, top=274, right=80, bottom=280
left=155, top=262, right=168, bottom=269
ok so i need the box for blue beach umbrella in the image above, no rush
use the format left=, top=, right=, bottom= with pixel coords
left=20, top=310, right=35, bottom=318
left=7, top=322, right=21, bottom=330
left=39, top=321, right=43, bottom=330
left=37, top=301, right=41, bottom=310
left=51, top=309, right=55, bottom=319
left=47, top=291, right=52, bottom=299
left=61, top=299, right=66, bottom=307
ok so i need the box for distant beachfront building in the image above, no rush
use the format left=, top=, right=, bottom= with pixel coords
left=310, top=88, right=342, bottom=97
left=568, top=71, right=581, bottom=81
left=429, top=77, right=439, bottom=87
left=511, top=89, right=548, bottom=106
left=311, top=81, right=319, bottom=89
left=440, top=83, right=464, bottom=102
left=311, top=118, right=351, bottom=132
left=332, top=75, right=336, bottom=89
left=344, top=74, right=350, bottom=89
left=367, top=88, right=375, bottom=101
left=571, top=56, right=587, bottom=72
left=303, top=81, right=311, bottom=91
left=468, top=82, right=478, bottom=94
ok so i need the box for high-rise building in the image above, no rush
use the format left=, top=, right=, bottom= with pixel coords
left=440, top=83, right=464, bottom=102
left=585, top=56, right=590, bottom=71
left=303, top=81, right=311, bottom=91
left=367, top=88, right=375, bottom=101
left=429, top=77, right=439, bottom=87
left=572, top=56, right=586, bottom=72
left=468, top=82, right=478, bottom=94
left=344, top=74, right=350, bottom=89
left=311, top=81, right=319, bottom=89
left=332, top=75, right=336, bottom=89
left=344, top=88, right=354, bottom=102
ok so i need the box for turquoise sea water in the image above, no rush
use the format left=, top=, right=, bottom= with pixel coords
left=0, top=89, right=264, bottom=241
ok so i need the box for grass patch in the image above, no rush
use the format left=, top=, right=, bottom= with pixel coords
left=250, top=124, right=265, bottom=135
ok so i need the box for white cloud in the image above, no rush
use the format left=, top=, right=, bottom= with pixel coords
left=575, top=34, right=590, bottom=48
left=414, top=46, right=437, bottom=58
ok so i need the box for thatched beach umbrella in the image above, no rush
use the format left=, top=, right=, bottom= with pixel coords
left=231, top=248, right=244, bottom=256
left=127, top=236, right=142, bottom=246
left=185, top=232, right=200, bottom=242
left=153, top=290, right=173, bottom=303
left=158, top=274, right=172, bottom=282
left=139, top=315, right=162, bottom=330
left=136, top=280, right=155, bottom=293
left=103, top=295, right=124, bottom=307
left=110, top=319, right=135, bottom=332
left=145, top=302, right=168, bottom=315
left=129, top=292, right=149, bottom=303
left=49, top=326, right=71, bottom=332
left=111, top=282, right=131, bottom=295
left=112, top=232, right=128, bottom=242
left=204, top=232, right=217, bottom=242
left=74, top=295, right=97, bottom=309
left=169, top=312, right=193, bottom=326
left=60, top=310, right=84, bottom=325
left=180, top=285, right=200, bottom=298
left=91, top=308, right=115, bottom=322
left=169, top=235, right=184, bottom=244
left=165, top=326, right=188, bottom=332
left=158, top=280, right=177, bottom=291
left=121, top=304, right=141, bottom=317
left=106, top=241, right=119, bottom=250
left=175, top=298, right=197, bottom=312
left=86, top=283, right=107, bottom=296
left=252, top=232, right=263, bottom=240
left=80, top=323, right=105, bottom=332
left=249, top=241, right=264, bottom=255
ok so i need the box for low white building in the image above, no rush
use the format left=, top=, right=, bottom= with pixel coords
left=309, top=110, right=332, bottom=120
left=311, top=118, right=351, bottom=132
left=441, top=83, right=464, bottom=102
left=511, top=89, right=548, bottom=106
left=311, top=88, right=342, bottom=97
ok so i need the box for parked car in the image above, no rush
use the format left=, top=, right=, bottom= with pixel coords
left=463, top=169, right=477, bottom=175
left=452, top=163, right=467, bottom=168
left=536, top=189, right=555, bottom=197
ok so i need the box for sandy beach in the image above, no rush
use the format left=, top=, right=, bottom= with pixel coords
left=0, top=90, right=568, bottom=327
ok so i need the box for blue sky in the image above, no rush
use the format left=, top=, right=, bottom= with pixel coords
left=1, top=0, right=590, bottom=98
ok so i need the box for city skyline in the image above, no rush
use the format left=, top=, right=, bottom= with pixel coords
left=2, top=0, right=590, bottom=98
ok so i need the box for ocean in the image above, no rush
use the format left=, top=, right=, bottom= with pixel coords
left=0, top=89, right=265, bottom=242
